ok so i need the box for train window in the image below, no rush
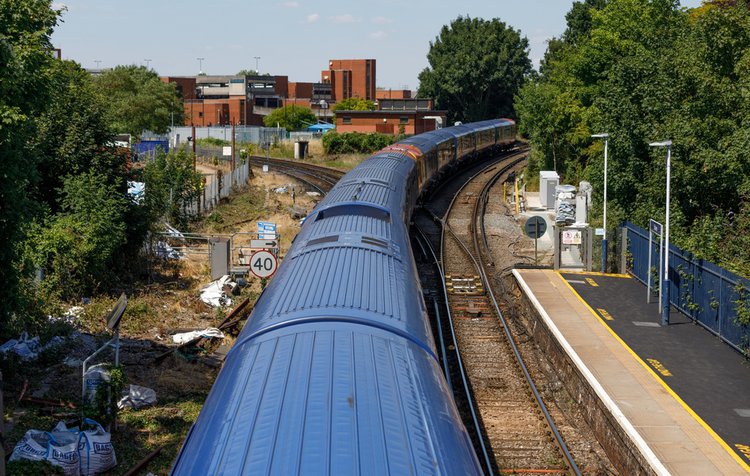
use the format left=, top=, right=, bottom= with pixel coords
left=315, top=204, right=391, bottom=223
left=399, top=117, right=409, bottom=124
left=342, top=116, right=351, bottom=124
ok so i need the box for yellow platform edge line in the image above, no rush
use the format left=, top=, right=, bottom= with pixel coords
left=555, top=271, right=750, bottom=473
left=560, top=270, right=631, bottom=278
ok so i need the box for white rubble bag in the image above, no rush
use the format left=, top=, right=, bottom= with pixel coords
left=79, top=418, right=117, bottom=475
left=83, top=363, right=111, bottom=404
left=10, top=422, right=81, bottom=476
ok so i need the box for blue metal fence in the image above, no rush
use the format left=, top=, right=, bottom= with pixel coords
left=624, top=221, right=750, bottom=354
left=134, top=140, right=169, bottom=161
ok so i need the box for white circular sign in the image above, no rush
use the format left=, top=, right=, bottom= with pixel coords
left=250, top=250, right=278, bottom=278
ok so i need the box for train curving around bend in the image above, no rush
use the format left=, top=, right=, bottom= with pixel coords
left=171, top=119, right=516, bottom=475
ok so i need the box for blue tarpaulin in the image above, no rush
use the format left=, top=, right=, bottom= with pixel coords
left=306, top=123, right=335, bottom=133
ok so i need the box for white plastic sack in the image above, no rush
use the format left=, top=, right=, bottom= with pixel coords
left=118, top=384, right=157, bottom=410
left=79, top=418, right=116, bottom=476
left=83, top=364, right=111, bottom=405
left=10, top=422, right=83, bottom=476
left=0, top=332, right=42, bottom=361
left=172, top=328, right=224, bottom=345
left=47, top=422, right=81, bottom=476
left=9, top=429, right=49, bottom=463
left=200, top=275, right=233, bottom=307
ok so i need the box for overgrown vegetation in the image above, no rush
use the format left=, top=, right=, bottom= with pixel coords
left=0, top=1, right=197, bottom=338
left=262, top=104, right=317, bottom=131
left=515, top=0, right=750, bottom=278
left=322, top=131, right=397, bottom=154
left=92, top=65, right=184, bottom=139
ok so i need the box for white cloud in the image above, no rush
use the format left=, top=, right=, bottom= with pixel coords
left=371, top=16, right=392, bottom=25
left=370, top=31, right=387, bottom=40
left=331, top=14, right=358, bottom=24
left=306, top=13, right=320, bottom=23
left=281, top=1, right=299, bottom=7
left=52, top=2, right=67, bottom=10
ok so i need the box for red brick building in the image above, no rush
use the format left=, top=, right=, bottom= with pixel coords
left=322, top=59, right=376, bottom=101
left=376, top=88, right=411, bottom=100
left=335, top=110, right=446, bottom=135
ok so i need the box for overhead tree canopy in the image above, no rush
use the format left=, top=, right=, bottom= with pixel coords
left=0, top=0, right=61, bottom=325
left=93, top=65, right=184, bottom=138
left=418, top=16, right=532, bottom=124
left=263, top=104, right=317, bottom=131
left=515, top=0, right=750, bottom=277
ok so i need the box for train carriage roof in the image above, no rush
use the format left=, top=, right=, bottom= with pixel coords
left=172, top=324, right=482, bottom=475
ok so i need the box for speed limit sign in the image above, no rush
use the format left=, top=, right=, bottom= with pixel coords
left=250, top=250, right=277, bottom=278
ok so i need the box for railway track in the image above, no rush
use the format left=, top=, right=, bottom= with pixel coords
left=248, top=155, right=345, bottom=194
left=413, top=147, right=613, bottom=475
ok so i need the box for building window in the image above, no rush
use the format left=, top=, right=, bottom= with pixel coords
left=342, top=116, right=351, bottom=124
left=198, top=112, right=203, bottom=117
left=399, top=117, right=409, bottom=124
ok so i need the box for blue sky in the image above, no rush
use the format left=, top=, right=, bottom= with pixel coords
left=51, top=0, right=703, bottom=90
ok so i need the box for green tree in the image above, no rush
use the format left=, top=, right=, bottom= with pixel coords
left=0, top=0, right=61, bottom=327
left=516, top=0, right=750, bottom=277
left=33, top=59, right=127, bottom=212
left=418, top=16, right=532, bottom=124
left=332, top=97, right=377, bottom=112
left=93, top=65, right=183, bottom=138
left=29, top=172, right=128, bottom=300
left=262, top=105, right=317, bottom=131
left=141, top=149, right=204, bottom=229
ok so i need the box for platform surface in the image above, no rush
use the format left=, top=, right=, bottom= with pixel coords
left=514, top=269, right=750, bottom=475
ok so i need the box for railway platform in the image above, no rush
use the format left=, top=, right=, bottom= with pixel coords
left=513, top=269, right=750, bottom=475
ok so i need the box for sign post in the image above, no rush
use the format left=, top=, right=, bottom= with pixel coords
left=524, top=216, right=547, bottom=265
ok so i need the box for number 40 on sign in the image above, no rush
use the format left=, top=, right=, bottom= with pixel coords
left=250, top=250, right=278, bottom=278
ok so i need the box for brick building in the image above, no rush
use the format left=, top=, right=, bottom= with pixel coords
left=335, top=110, right=446, bottom=135
left=322, top=59, right=376, bottom=101
left=162, top=58, right=441, bottom=130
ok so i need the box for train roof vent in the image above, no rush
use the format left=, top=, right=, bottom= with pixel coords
left=307, top=235, right=339, bottom=246
left=315, top=203, right=391, bottom=223
left=360, top=236, right=389, bottom=249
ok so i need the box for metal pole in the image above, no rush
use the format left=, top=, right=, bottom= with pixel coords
left=662, top=145, right=672, bottom=325
left=231, top=122, right=236, bottom=171
left=647, top=229, right=652, bottom=303
left=601, top=138, right=608, bottom=272
left=659, top=231, right=663, bottom=310
left=535, top=220, right=539, bottom=265
left=192, top=124, right=197, bottom=172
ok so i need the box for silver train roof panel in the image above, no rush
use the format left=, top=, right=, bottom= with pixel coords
left=171, top=324, right=482, bottom=475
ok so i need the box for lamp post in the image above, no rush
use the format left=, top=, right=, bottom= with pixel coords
left=649, top=140, right=673, bottom=326
left=592, top=133, right=609, bottom=273
left=197, top=57, right=205, bottom=75
left=254, top=56, right=261, bottom=73
left=144, top=59, right=152, bottom=69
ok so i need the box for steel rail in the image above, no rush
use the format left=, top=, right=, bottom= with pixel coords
left=414, top=220, right=494, bottom=476
left=470, top=159, right=583, bottom=476
left=413, top=227, right=453, bottom=394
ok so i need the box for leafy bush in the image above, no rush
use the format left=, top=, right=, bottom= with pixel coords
left=322, top=132, right=396, bottom=155
left=28, top=172, right=128, bottom=300
left=142, top=149, right=204, bottom=228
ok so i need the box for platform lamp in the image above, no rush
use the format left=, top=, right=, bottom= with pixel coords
left=649, top=140, right=673, bottom=326
left=591, top=133, right=609, bottom=273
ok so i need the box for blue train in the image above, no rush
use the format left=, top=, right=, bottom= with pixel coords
left=171, top=119, right=517, bottom=475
